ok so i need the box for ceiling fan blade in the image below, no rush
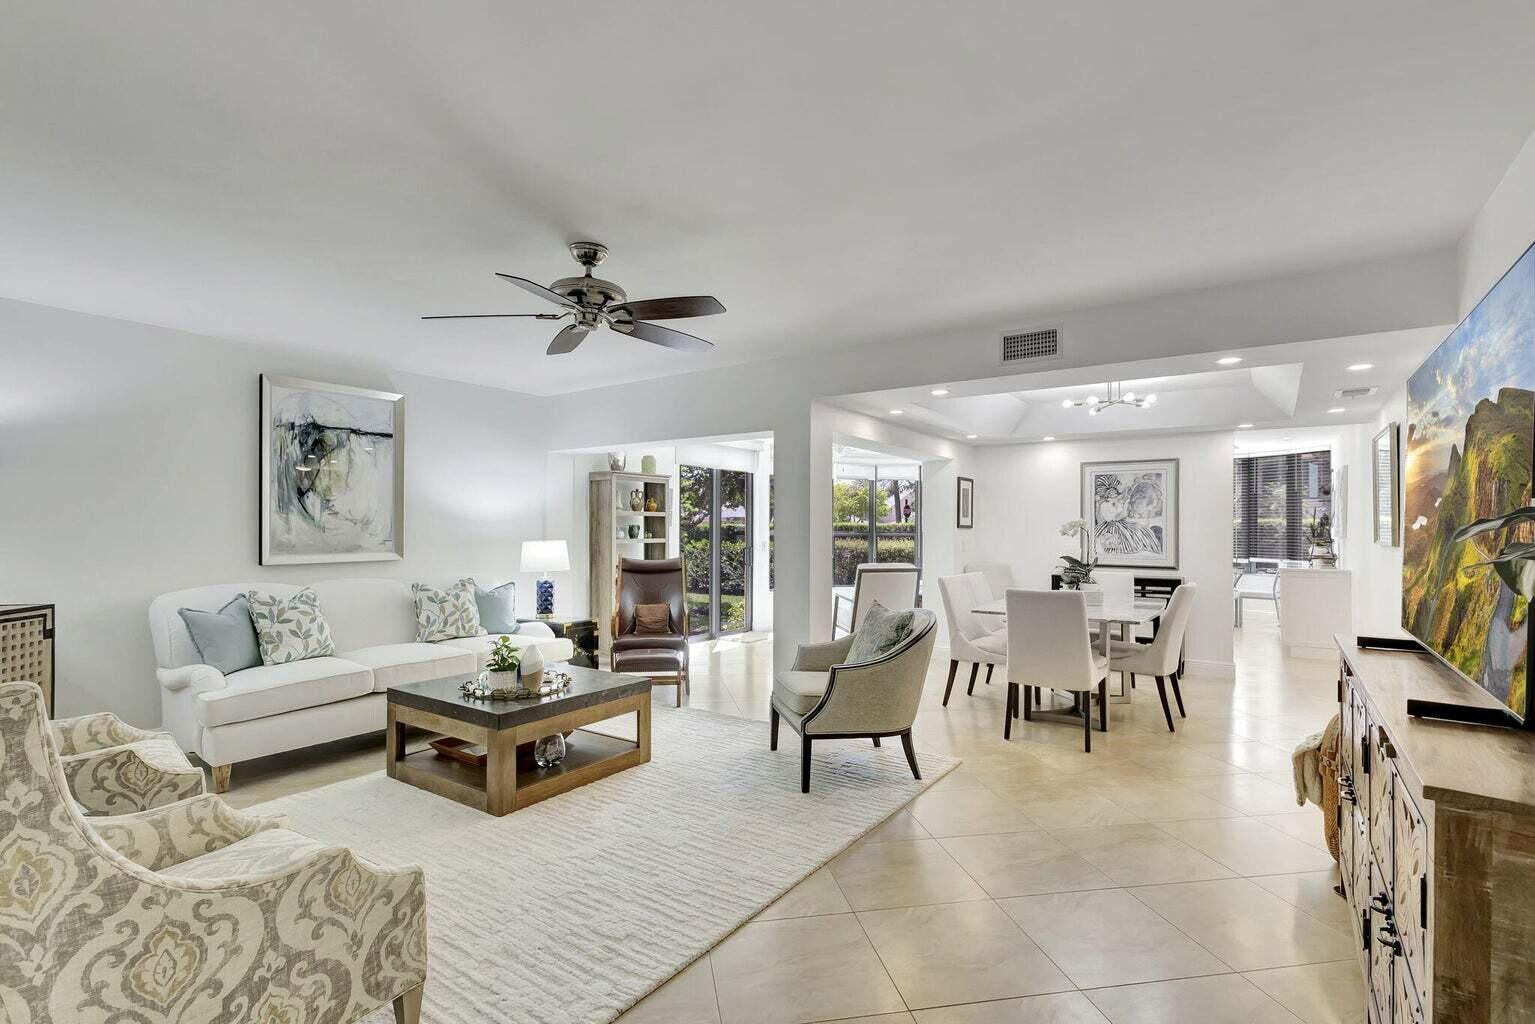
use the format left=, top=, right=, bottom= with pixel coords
left=495, top=273, right=577, bottom=308
left=609, top=295, right=725, bottom=321
left=421, top=312, right=567, bottom=320
left=614, top=319, right=714, bottom=353
left=547, top=324, right=590, bottom=355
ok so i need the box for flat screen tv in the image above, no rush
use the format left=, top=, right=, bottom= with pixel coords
left=1402, top=240, right=1534, bottom=726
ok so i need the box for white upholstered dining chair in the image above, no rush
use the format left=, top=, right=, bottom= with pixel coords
left=832, top=562, right=920, bottom=637
left=937, top=573, right=1007, bottom=706
left=1109, top=582, right=1198, bottom=732
left=963, top=563, right=1015, bottom=599
left=1004, top=589, right=1110, bottom=751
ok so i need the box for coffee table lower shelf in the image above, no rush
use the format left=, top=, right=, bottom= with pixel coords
left=385, top=687, right=650, bottom=815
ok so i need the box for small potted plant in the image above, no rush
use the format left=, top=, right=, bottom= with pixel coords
left=486, top=635, right=522, bottom=683
left=1058, top=518, right=1102, bottom=604
left=1308, top=512, right=1337, bottom=567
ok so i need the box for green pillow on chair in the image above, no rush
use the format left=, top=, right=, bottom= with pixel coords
left=846, top=601, right=915, bottom=665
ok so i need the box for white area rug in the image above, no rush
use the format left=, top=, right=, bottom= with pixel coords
left=251, top=706, right=958, bottom=1024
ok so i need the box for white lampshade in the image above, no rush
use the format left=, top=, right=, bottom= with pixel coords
left=520, top=540, right=570, bottom=574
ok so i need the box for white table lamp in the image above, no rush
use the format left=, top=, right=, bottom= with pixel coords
left=521, top=540, right=570, bottom=618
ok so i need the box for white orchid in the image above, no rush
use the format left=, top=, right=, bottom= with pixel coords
left=1059, top=518, right=1088, bottom=538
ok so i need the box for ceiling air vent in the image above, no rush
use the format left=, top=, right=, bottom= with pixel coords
left=1334, top=385, right=1378, bottom=399
left=1000, top=326, right=1061, bottom=365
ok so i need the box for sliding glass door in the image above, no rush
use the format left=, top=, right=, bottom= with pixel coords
left=680, top=465, right=753, bottom=639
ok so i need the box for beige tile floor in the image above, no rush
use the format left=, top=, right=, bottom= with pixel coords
left=221, top=607, right=1364, bottom=1024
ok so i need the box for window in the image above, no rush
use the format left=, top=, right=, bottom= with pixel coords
left=832, top=464, right=921, bottom=587
left=1233, top=450, right=1332, bottom=561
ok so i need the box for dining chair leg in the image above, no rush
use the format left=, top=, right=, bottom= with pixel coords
left=1129, top=672, right=1136, bottom=689
left=1098, top=679, right=1109, bottom=731
left=1083, top=689, right=1092, bottom=753
left=900, top=730, right=921, bottom=780
left=1004, top=683, right=1016, bottom=740
left=770, top=707, right=780, bottom=750
left=1155, top=676, right=1175, bottom=732
left=983, top=663, right=994, bottom=686
left=966, top=663, right=979, bottom=696
left=942, top=660, right=959, bottom=706
left=872, top=736, right=881, bottom=747
left=1170, top=671, right=1186, bottom=717
left=1033, top=686, right=1041, bottom=706
left=801, top=735, right=812, bottom=793
left=1023, top=681, right=1032, bottom=721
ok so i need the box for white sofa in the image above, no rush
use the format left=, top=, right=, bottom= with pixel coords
left=149, top=578, right=573, bottom=790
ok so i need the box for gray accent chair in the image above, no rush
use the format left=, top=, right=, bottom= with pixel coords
left=771, top=609, right=937, bottom=792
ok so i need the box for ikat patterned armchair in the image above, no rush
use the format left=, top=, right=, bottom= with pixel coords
left=51, top=710, right=206, bottom=815
left=0, top=681, right=428, bottom=1024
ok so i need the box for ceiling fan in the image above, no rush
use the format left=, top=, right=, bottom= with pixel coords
left=423, top=242, right=725, bottom=356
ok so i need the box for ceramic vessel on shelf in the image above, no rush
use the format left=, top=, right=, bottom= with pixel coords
left=645, top=497, right=658, bottom=512
left=627, top=524, right=641, bottom=539
left=629, top=489, right=643, bottom=511
left=640, top=454, right=658, bottom=474
left=607, top=452, right=626, bottom=471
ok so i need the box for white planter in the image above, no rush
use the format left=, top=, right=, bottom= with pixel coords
left=1078, top=583, right=1104, bottom=607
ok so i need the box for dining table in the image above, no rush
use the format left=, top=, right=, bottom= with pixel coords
left=970, top=595, right=1168, bottom=718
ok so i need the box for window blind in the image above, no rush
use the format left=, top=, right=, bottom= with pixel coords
left=1233, top=450, right=1332, bottom=561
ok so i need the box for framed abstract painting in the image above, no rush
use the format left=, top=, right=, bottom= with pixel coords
left=260, top=374, right=405, bottom=564
left=1080, top=459, right=1179, bottom=569
left=956, top=476, right=974, bottom=528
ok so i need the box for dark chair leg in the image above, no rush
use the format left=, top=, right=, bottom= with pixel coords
left=1155, top=676, right=1175, bottom=732
left=1129, top=672, right=1136, bottom=689
left=1004, top=683, right=1016, bottom=739
left=1033, top=685, right=1041, bottom=706
left=801, top=735, right=812, bottom=793
left=966, top=663, right=979, bottom=696
left=1170, top=671, right=1186, bottom=717
left=900, top=730, right=921, bottom=780
left=1098, top=679, right=1109, bottom=732
left=872, top=736, right=881, bottom=747
left=770, top=707, right=780, bottom=750
left=1023, top=682, right=1033, bottom=721
left=942, top=659, right=959, bottom=707
left=1083, top=689, right=1092, bottom=753
left=984, top=663, right=995, bottom=686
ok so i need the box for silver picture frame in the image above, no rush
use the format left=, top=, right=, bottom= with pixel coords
left=1081, top=458, right=1180, bottom=569
left=260, top=374, right=405, bottom=565
left=1372, top=422, right=1400, bottom=546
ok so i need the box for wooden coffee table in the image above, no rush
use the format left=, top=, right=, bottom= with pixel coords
left=385, top=666, right=651, bottom=816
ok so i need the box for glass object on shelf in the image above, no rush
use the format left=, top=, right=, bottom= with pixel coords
left=534, top=732, right=566, bottom=768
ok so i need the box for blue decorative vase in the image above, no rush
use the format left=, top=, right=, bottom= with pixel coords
left=535, top=578, right=555, bottom=617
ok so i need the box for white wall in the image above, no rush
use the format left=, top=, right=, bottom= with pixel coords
left=1335, top=388, right=1408, bottom=637
left=0, top=299, right=550, bottom=724
left=967, top=432, right=1236, bottom=676
left=1458, top=129, right=1535, bottom=315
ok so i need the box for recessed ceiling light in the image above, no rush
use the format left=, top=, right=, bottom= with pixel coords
left=1237, top=423, right=1254, bottom=429
left=1043, top=436, right=1056, bottom=441
left=930, top=388, right=950, bottom=396
left=888, top=409, right=903, bottom=415
left=1328, top=407, right=1346, bottom=414
left=1217, top=356, right=1243, bottom=366
left=965, top=434, right=978, bottom=440
left=1347, top=363, right=1374, bottom=372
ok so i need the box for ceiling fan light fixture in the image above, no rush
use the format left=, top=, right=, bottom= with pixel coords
left=1061, top=399, right=1074, bottom=409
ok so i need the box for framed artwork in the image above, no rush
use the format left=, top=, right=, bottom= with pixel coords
left=1081, top=459, right=1179, bottom=569
left=956, top=476, right=974, bottom=529
left=1372, top=423, right=1400, bottom=546
left=260, top=374, right=405, bottom=564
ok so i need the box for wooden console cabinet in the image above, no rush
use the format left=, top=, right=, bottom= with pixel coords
left=1337, top=636, right=1535, bottom=1023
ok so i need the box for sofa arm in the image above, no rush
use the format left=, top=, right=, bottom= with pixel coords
left=515, top=621, right=556, bottom=639
left=157, top=663, right=226, bottom=694
left=90, top=793, right=286, bottom=871
left=792, top=634, right=857, bottom=673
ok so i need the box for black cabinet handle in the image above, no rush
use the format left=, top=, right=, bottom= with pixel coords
left=1377, top=924, right=1403, bottom=957
left=1370, top=892, right=1393, bottom=917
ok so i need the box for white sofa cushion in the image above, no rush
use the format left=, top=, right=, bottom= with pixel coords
left=306, top=579, right=418, bottom=652
left=339, top=643, right=478, bottom=693
left=437, top=632, right=573, bottom=670
left=196, top=657, right=373, bottom=728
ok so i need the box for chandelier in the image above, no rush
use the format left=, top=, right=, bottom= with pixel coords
left=1061, top=381, right=1157, bottom=416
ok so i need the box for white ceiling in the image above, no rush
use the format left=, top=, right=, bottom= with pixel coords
left=829, top=327, right=1444, bottom=442
left=2, top=2, right=1533, bottom=395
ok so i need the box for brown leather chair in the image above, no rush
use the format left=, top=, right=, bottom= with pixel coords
left=611, top=557, right=690, bottom=706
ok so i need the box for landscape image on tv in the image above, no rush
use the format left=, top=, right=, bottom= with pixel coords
left=1403, top=242, right=1534, bottom=720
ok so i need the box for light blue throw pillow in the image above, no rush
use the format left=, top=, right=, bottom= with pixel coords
left=178, top=595, right=261, bottom=675
left=846, top=601, right=915, bottom=665
left=475, top=582, right=518, bottom=634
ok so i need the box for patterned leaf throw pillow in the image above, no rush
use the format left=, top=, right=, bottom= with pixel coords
left=845, top=601, right=915, bottom=666
left=245, top=587, right=336, bottom=666
left=413, top=578, right=486, bottom=642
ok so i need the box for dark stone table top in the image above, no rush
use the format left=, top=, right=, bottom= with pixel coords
left=387, top=665, right=651, bottom=730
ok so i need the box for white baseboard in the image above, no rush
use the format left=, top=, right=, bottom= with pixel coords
left=1185, top=658, right=1236, bottom=680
